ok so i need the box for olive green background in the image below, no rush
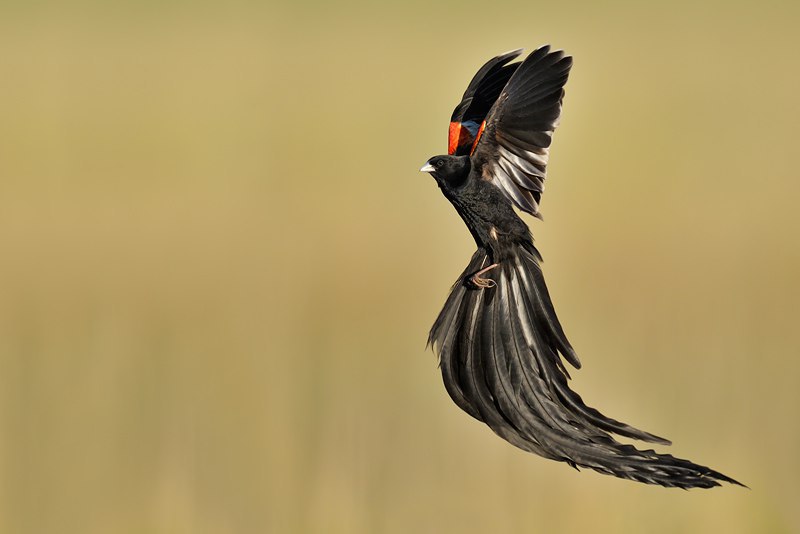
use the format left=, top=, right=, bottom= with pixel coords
left=1, top=1, right=798, bottom=533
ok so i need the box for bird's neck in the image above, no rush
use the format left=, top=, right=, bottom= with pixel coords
left=436, top=156, right=471, bottom=190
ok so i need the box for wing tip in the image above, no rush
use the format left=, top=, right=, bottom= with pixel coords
left=495, top=48, right=525, bottom=63
left=530, top=44, right=573, bottom=66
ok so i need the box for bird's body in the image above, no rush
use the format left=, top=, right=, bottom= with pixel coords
left=421, top=46, right=742, bottom=489
left=431, top=155, right=530, bottom=262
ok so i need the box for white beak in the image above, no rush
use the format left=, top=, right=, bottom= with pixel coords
left=420, top=162, right=435, bottom=172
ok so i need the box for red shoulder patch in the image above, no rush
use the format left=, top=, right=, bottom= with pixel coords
left=470, top=121, right=486, bottom=155
left=448, top=122, right=474, bottom=155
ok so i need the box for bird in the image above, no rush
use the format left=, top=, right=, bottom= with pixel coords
left=420, top=45, right=743, bottom=489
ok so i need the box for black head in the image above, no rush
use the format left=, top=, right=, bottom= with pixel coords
left=419, top=155, right=470, bottom=189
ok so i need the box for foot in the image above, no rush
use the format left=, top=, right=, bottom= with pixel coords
left=466, top=263, right=499, bottom=289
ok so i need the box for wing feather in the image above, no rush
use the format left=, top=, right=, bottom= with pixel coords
left=448, top=49, right=523, bottom=156
left=472, top=45, right=573, bottom=215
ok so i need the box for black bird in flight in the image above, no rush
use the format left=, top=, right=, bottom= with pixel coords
left=420, top=45, right=742, bottom=489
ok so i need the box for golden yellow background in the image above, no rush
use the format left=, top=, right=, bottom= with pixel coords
left=1, top=1, right=798, bottom=532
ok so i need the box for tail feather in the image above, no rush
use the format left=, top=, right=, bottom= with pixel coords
left=429, top=245, right=743, bottom=489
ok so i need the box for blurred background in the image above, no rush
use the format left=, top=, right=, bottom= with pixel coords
left=1, top=0, right=799, bottom=532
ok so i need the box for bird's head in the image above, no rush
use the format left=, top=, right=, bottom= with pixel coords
left=420, top=155, right=470, bottom=189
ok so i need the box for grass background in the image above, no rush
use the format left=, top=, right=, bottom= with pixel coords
left=1, top=1, right=799, bottom=532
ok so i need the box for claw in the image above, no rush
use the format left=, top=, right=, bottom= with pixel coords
left=465, top=262, right=499, bottom=290
left=469, top=275, right=497, bottom=289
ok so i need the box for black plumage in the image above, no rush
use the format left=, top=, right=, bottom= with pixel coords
left=421, top=45, right=742, bottom=489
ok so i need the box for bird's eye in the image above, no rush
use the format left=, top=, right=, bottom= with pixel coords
left=436, top=160, right=444, bottom=168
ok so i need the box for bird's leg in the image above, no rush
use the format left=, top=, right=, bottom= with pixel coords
left=466, top=263, right=499, bottom=289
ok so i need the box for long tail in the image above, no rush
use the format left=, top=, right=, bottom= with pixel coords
left=428, top=243, right=743, bottom=489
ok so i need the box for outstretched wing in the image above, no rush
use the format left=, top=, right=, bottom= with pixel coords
left=471, top=45, right=573, bottom=217
left=448, top=49, right=523, bottom=156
